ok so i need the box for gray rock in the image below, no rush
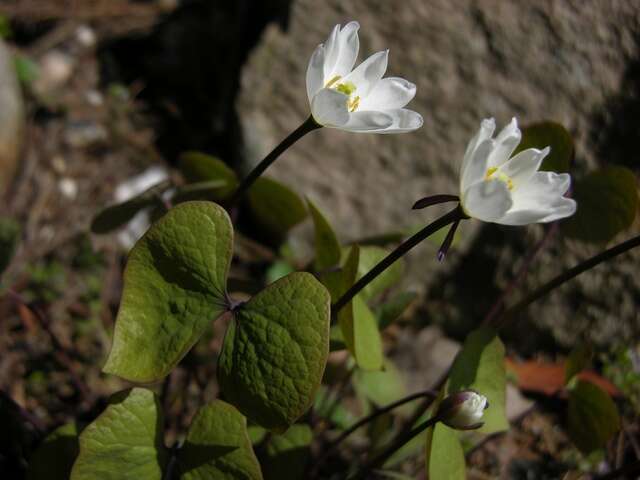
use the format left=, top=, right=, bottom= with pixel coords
left=0, top=38, right=25, bottom=194
left=238, top=0, right=640, bottom=348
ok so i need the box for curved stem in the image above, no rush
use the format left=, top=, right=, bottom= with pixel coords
left=312, top=389, right=437, bottom=476
left=349, top=415, right=440, bottom=480
left=332, top=205, right=465, bottom=315
left=228, top=116, right=321, bottom=206
left=495, top=233, right=640, bottom=329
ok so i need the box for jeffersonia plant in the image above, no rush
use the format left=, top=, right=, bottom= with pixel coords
left=22, top=20, right=640, bottom=480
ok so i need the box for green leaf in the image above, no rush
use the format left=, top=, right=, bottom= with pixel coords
left=91, top=180, right=170, bottom=234
left=27, top=423, right=80, bottom=480
left=374, top=291, right=418, bottom=330
left=514, top=121, right=574, bottom=173
left=14, top=55, right=39, bottom=86
left=178, top=400, right=263, bottom=480
left=172, top=180, right=230, bottom=204
left=218, top=272, right=330, bottom=431
left=70, top=388, right=167, bottom=480
left=247, top=425, right=267, bottom=445
left=308, top=199, right=341, bottom=270
left=313, top=386, right=358, bottom=430
left=568, top=380, right=620, bottom=454
left=103, top=201, right=233, bottom=382
left=0, top=216, right=20, bottom=275
left=563, top=166, right=637, bottom=243
left=447, top=327, right=508, bottom=434
left=248, top=177, right=308, bottom=237
left=350, top=296, right=384, bottom=371
left=425, top=423, right=466, bottom=480
left=178, top=151, right=238, bottom=200
left=354, top=246, right=403, bottom=301
left=354, top=359, right=408, bottom=413
left=261, top=425, right=312, bottom=480
left=565, top=344, right=593, bottom=385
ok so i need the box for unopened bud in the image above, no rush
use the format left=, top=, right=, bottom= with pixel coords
left=437, top=390, right=488, bottom=430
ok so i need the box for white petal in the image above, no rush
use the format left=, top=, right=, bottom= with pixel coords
left=322, top=24, right=341, bottom=78
left=487, top=117, right=521, bottom=168
left=511, top=171, right=571, bottom=210
left=336, top=110, right=393, bottom=132
left=358, top=77, right=416, bottom=110
left=461, top=118, right=495, bottom=183
left=498, top=197, right=577, bottom=225
left=371, top=108, right=422, bottom=134
left=311, top=88, right=349, bottom=127
left=342, top=50, right=388, bottom=98
left=498, top=147, right=548, bottom=188
left=461, top=138, right=494, bottom=192
left=306, top=45, right=326, bottom=103
left=462, top=179, right=513, bottom=223
left=324, top=21, right=360, bottom=79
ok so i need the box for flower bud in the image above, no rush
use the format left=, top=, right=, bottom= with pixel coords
left=436, top=390, right=488, bottom=430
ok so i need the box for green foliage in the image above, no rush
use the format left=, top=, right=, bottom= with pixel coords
left=447, top=327, right=508, bottom=434
left=354, top=359, right=408, bottom=413
left=425, top=423, right=466, bottom=480
left=70, top=389, right=167, bottom=480
left=0, top=216, right=20, bottom=276
left=514, top=121, right=574, bottom=173
left=178, top=400, right=263, bottom=480
left=350, top=296, right=384, bottom=370
left=218, top=272, right=330, bottom=432
left=27, top=423, right=80, bottom=480
left=14, top=55, right=39, bottom=86
left=261, top=425, right=312, bottom=480
left=90, top=180, right=170, bottom=234
left=313, top=386, right=358, bottom=430
left=178, top=151, right=239, bottom=200
left=568, top=380, right=620, bottom=454
left=0, top=15, right=11, bottom=39
left=602, top=346, right=640, bottom=412
left=172, top=180, right=230, bottom=204
left=563, top=166, right=638, bottom=243
left=374, top=291, right=417, bottom=330
left=248, top=177, right=308, bottom=238
left=308, top=199, right=341, bottom=270
left=103, top=202, right=233, bottom=382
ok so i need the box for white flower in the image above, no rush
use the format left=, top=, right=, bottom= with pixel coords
left=438, top=390, right=488, bottom=430
left=306, top=22, right=423, bottom=134
left=460, top=118, right=577, bottom=225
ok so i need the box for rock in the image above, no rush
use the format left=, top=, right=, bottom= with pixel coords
left=33, top=50, right=75, bottom=96
left=0, top=38, right=25, bottom=194
left=238, top=0, right=640, bottom=348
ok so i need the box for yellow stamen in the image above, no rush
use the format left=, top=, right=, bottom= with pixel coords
left=325, top=75, right=342, bottom=88
left=485, top=166, right=514, bottom=190
left=348, top=96, right=360, bottom=112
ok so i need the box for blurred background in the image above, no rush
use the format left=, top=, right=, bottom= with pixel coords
left=0, top=1, right=639, bottom=478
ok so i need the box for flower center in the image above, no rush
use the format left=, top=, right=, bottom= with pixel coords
left=485, top=166, right=514, bottom=190
left=325, top=75, right=360, bottom=112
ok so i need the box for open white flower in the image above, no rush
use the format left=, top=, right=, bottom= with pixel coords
left=306, top=22, right=423, bottom=133
left=460, top=118, right=577, bottom=225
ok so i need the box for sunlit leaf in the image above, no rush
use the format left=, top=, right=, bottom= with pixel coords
left=70, top=389, right=167, bottom=480
left=218, top=272, right=330, bottom=431
left=103, top=201, right=233, bottom=382
left=425, top=423, right=465, bottom=480
left=178, top=400, right=263, bottom=480
left=447, top=327, right=508, bottom=433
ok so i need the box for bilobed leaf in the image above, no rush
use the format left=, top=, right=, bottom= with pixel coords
left=0, top=216, right=20, bottom=275
left=179, top=151, right=238, bottom=200
left=90, top=180, right=170, bottom=234
left=425, top=423, right=465, bottom=480
left=27, top=423, right=80, bottom=480
left=355, top=246, right=403, bottom=301
left=248, top=177, right=307, bottom=237
left=563, top=166, right=637, bottom=243
left=261, top=425, right=312, bottom=480
left=568, top=380, right=620, bottom=454
left=103, top=201, right=233, bottom=382
left=308, top=199, right=341, bottom=270
left=514, top=121, right=574, bottom=173
left=178, top=400, right=262, bottom=480
left=447, top=327, right=508, bottom=433
left=70, top=388, right=167, bottom=480
left=218, top=272, right=330, bottom=431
